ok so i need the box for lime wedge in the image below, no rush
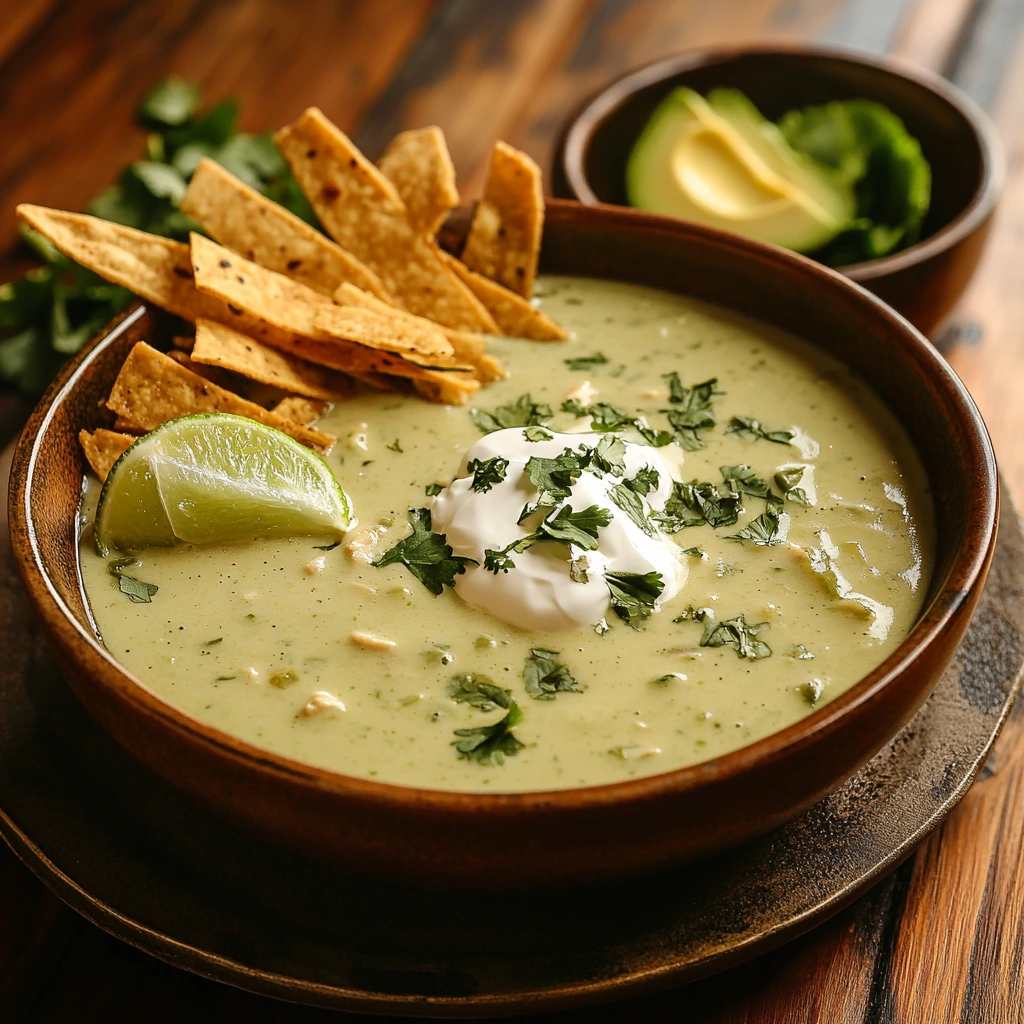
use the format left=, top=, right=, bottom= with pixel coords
left=94, top=413, right=352, bottom=554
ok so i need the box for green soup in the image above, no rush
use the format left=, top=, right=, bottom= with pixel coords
left=79, top=276, right=933, bottom=792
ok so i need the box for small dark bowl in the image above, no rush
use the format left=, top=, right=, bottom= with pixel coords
left=555, top=45, right=1003, bottom=336
left=9, top=200, right=998, bottom=887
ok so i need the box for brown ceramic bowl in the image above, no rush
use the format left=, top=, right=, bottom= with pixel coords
left=554, top=45, right=1003, bottom=337
left=8, top=199, right=998, bottom=887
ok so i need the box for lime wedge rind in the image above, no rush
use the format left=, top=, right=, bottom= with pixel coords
left=94, top=413, right=352, bottom=555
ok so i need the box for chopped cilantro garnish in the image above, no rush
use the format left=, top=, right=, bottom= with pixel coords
left=472, top=393, right=552, bottom=433
left=569, top=555, right=590, bottom=583
left=452, top=701, right=525, bottom=764
left=655, top=480, right=741, bottom=532
left=447, top=673, right=513, bottom=711
left=560, top=400, right=672, bottom=447
left=468, top=456, right=509, bottom=493
left=313, top=540, right=340, bottom=551
left=681, top=546, right=706, bottom=558
left=524, top=425, right=553, bottom=442
left=523, top=648, right=582, bottom=700
left=661, top=374, right=718, bottom=449
left=720, top=464, right=771, bottom=498
left=484, top=504, right=611, bottom=573
left=775, top=465, right=813, bottom=505
left=606, top=570, right=664, bottom=629
left=520, top=447, right=585, bottom=519
left=727, top=505, right=786, bottom=546
left=625, top=465, right=659, bottom=496
left=372, top=508, right=476, bottom=594
left=789, top=644, right=815, bottom=660
left=609, top=482, right=655, bottom=536
left=700, top=614, right=772, bottom=659
left=425, top=482, right=444, bottom=497
left=564, top=352, right=608, bottom=371
left=727, top=416, right=795, bottom=445
left=589, top=435, right=627, bottom=477
left=386, top=438, right=403, bottom=452
left=108, top=557, right=159, bottom=604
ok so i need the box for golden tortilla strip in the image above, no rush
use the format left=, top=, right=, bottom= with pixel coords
left=413, top=374, right=480, bottom=405
left=271, top=396, right=332, bottom=425
left=106, top=342, right=335, bottom=452
left=461, top=141, right=544, bottom=297
left=189, top=232, right=454, bottom=362
left=274, top=109, right=496, bottom=332
left=166, top=348, right=235, bottom=388
left=438, top=251, right=565, bottom=340
left=15, top=205, right=231, bottom=323
left=334, top=283, right=504, bottom=382
left=79, top=429, right=136, bottom=481
left=113, top=416, right=146, bottom=434
left=377, top=126, right=459, bottom=236
left=191, top=319, right=357, bottom=402
left=180, top=159, right=390, bottom=300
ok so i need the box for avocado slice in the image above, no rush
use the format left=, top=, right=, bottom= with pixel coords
left=626, top=88, right=855, bottom=253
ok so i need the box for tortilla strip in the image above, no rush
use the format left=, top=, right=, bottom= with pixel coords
left=461, top=141, right=544, bottom=297
left=191, top=319, right=357, bottom=402
left=271, top=396, right=331, bottom=425
left=334, top=283, right=504, bottom=382
left=106, top=342, right=335, bottom=452
left=438, top=251, right=565, bottom=340
left=377, top=126, right=459, bottom=236
left=166, top=347, right=236, bottom=388
left=274, top=108, right=496, bottom=332
left=15, top=205, right=233, bottom=323
left=79, top=429, right=136, bottom=481
left=189, top=232, right=454, bottom=363
left=180, top=159, right=390, bottom=300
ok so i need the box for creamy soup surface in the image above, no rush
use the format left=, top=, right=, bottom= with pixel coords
left=79, top=276, right=934, bottom=792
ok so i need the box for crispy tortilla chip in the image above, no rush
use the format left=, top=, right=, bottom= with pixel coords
left=461, top=141, right=543, bottom=297
left=377, top=126, right=459, bottom=236
left=189, top=232, right=454, bottom=364
left=113, top=416, right=146, bottom=434
left=106, top=342, right=335, bottom=452
left=334, top=282, right=504, bottom=382
left=191, top=319, right=357, bottom=402
left=15, top=205, right=231, bottom=322
left=438, top=251, right=565, bottom=340
left=271, top=396, right=332, bottom=425
left=181, top=159, right=390, bottom=300
left=413, top=374, right=480, bottom=405
left=166, top=348, right=235, bottom=388
left=79, top=429, right=136, bottom=481
left=274, top=109, right=496, bottom=332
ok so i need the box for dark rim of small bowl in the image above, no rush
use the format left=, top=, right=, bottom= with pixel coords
left=559, top=43, right=1004, bottom=281
left=10, top=204, right=998, bottom=817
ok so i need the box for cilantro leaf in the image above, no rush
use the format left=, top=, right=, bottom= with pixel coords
left=727, top=416, right=795, bottom=445
left=699, top=614, right=772, bottom=659
left=521, top=448, right=584, bottom=518
left=609, top=482, right=655, bottom=536
left=564, top=352, right=609, bottom=371
left=661, top=374, right=718, bottom=449
left=523, top=648, right=582, bottom=700
left=625, top=465, right=660, bottom=496
left=606, top=570, right=664, bottom=629
left=537, top=504, right=611, bottom=549
left=108, top=557, right=159, bottom=604
left=524, top=425, right=553, bottom=442
left=560, top=400, right=672, bottom=448
left=721, top=464, right=771, bottom=498
left=137, top=78, right=200, bottom=127
left=468, top=456, right=509, bottom=493
left=425, top=482, right=444, bottom=497
left=373, top=508, right=476, bottom=594
left=588, top=435, right=627, bottom=477
left=447, top=673, right=513, bottom=711
left=472, top=393, right=552, bottom=433
left=727, top=505, right=787, bottom=545
left=655, top=480, right=741, bottom=532
left=452, top=700, right=525, bottom=765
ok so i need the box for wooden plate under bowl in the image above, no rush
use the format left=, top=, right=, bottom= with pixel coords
left=554, top=45, right=1003, bottom=336
left=7, top=199, right=999, bottom=887
left=1, top=453, right=1021, bottom=1014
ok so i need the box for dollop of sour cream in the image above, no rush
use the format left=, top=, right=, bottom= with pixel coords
left=430, top=429, right=688, bottom=631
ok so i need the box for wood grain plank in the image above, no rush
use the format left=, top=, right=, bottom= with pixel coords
left=0, top=0, right=437, bottom=255
left=0, top=0, right=59, bottom=69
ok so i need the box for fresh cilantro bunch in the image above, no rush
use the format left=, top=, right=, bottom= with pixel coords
left=0, top=78, right=315, bottom=396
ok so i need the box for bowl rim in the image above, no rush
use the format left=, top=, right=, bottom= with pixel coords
left=558, top=42, right=1005, bottom=281
left=8, top=198, right=999, bottom=816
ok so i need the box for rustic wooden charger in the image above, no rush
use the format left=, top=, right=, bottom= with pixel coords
left=1, top=441, right=1022, bottom=1018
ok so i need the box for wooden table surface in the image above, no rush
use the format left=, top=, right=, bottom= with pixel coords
left=2, top=1, right=1024, bottom=1021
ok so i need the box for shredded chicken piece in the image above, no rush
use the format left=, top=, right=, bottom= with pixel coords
left=564, top=379, right=598, bottom=405
left=303, top=555, right=326, bottom=576
left=349, top=630, right=397, bottom=651
left=299, top=691, right=347, bottom=717
left=346, top=421, right=369, bottom=451
left=345, top=525, right=388, bottom=564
